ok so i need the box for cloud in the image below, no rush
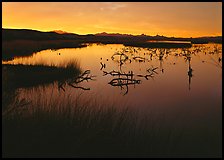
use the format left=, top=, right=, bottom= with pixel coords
left=100, top=3, right=126, bottom=11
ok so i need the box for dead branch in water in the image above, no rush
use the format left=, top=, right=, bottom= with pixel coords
left=68, top=83, right=90, bottom=90
left=100, top=62, right=106, bottom=70
left=137, top=73, right=154, bottom=80
left=108, top=78, right=141, bottom=86
left=103, top=70, right=134, bottom=77
left=58, top=82, right=66, bottom=92
left=147, top=66, right=158, bottom=74
left=133, top=56, right=146, bottom=62
left=111, top=52, right=128, bottom=60
left=58, top=70, right=95, bottom=91
left=103, top=69, right=141, bottom=95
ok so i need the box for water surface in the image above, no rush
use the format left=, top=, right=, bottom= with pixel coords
left=3, top=43, right=222, bottom=119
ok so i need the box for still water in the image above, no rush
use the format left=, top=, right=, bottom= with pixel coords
left=3, top=43, right=222, bottom=119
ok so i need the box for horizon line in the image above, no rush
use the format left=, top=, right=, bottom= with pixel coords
left=2, top=27, right=222, bottom=39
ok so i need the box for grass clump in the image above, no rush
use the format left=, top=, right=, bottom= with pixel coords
left=2, top=61, right=81, bottom=89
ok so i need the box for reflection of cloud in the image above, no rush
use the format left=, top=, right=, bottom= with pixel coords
left=100, top=3, right=126, bottom=11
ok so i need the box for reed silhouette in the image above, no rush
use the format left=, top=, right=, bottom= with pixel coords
left=2, top=87, right=221, bottom=158
left=2, top=62, right=81, bottom=89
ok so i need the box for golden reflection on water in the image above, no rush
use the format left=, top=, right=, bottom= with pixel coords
left=2, top=43, right=222, bottom=115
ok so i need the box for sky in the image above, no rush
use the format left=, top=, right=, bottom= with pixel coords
left=2, top=2, right=222, bottom=37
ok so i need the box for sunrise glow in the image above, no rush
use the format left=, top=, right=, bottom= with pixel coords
left=2, top=2, right=222, bottom=37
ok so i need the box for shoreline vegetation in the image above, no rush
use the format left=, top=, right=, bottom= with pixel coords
left=2, top=63, right=81, bottom=89
left=2, top=40, right=87, bottom=61
left=2, top=62, right=81, bottom=110
left=2, top=28, right=222, bottom=60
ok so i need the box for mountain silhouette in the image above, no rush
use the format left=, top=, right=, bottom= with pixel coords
left=2, top=28, right=222, bottom=44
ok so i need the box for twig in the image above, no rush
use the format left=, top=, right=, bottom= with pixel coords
left=68, top=83, right=90, bottom=90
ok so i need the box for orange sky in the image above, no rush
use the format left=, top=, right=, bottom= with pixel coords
left=2, top=2, right=222, bottom=37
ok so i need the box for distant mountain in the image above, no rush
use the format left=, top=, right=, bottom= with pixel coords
left=2, top=28, right=222, bottom=44
left=95, top=32, right=134, bottom=37
left=2, top=28, right=81, bottom=41
left=52, top=30, right=70, bottom=34
left=95, top=32, right=170, bottom=38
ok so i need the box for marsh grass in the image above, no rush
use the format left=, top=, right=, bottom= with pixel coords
left=2, top=91, right=182, bottom=158
left=2, top=87, right=221, bottom=158
left=2, top=61, right=81, bottom=89
left=2, top=61, right=81, bottom=111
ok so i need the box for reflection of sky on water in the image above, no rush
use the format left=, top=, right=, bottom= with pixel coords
left=3, top=44, right=222, bottom=118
